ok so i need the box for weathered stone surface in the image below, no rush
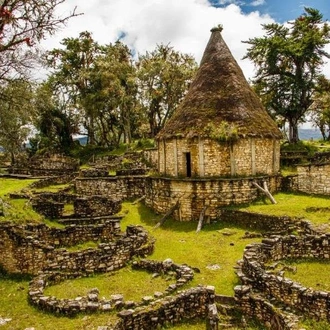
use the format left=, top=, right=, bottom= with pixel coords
left=75, top=176, right=146, bottom=200
left=145, top=175, right=281, bottom=221
left=236, top=233, right=330, bottom=324
left=157, top=138, right=280, bottom=177
left=0, top=222, right=153, bottom=275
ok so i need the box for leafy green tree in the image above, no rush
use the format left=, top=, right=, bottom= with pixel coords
left=137, top=44, right=197, bottom=137
left=32, top=82, right=80, bottom=154
left=310, top=76, right=330, bottom=140
left=45, top=31, right=102, bottom=145
left=0, top=79, right=34, bottom=164
left=85, top=41, right=139, bottom=146
left=244, top=7, right=330, bottom=143
left=0, top=0, right=79, bottom=82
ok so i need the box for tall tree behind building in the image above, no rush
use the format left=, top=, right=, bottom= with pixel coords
left=244, top=7, right=330, bottom=143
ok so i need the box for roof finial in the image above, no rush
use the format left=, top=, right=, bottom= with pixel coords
left=211, top=24, right=223, bottom=33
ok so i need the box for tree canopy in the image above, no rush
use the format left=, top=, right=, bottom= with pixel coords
left=244, top=7, right=330, bottom=143
left=0, top=0, right=79, bottom=82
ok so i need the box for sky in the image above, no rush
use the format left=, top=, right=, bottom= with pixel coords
left=41, top=0, right=330, bottom=82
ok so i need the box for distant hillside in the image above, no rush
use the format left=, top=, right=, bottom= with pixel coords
left=299, top=128, right=323, bottom=141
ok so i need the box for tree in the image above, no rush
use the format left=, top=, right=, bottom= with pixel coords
left=32, top=82, right=80, bottom=154
left=0, top=0, right=79, bottom=82
left=85, top=41, right=139, bottom=146
left=310, top=76, right=330, bottom=140
left=45, top=31, right=102, bottom=145
left=137, top=44, right=197, bottom=137
left=244, top=7, right=330, bottom=143
left=0, top=79, right=34, bottom=164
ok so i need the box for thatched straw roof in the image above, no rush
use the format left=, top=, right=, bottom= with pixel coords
left=157, top=27, right=282, bottom=141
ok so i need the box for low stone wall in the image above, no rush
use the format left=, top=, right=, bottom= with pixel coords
left=80, top=167, right=110, bottom=177
left=219, top=209, right=299, bottom=235
left=74, top=196, right=121, bottom=218
left=295, top=163, right=330, bottom=195
left=89, top=152, right=149, bottom=172
left=114, top=286, right=216, bottom=330
left=28, top=259, right=194, bottom=316
left=281, top=163, right=330, bottom=196
left=32, top=199, right=64, bottom=219
left=237, top=234, right=330, bottom=322
left=234, top=286, right=299, bottom=330
left=75, top=176, right=146, bottom=200
left=31, top=193, right=121, bottom=219
left=10, top=155, right=79, bottom=177
left=32, top=192, right=76, bottom=204
left=0, top=222, right=153, bottom=275
left=29, top=173, right=77, bottom=189
left=116, top=168, right=146, bottom=176
left=145, top=175, right=281, bottom=222
left=142, top=148, right=158, bottom=169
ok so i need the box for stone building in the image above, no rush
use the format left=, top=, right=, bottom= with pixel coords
left=145, top=26, right=283, bottom=221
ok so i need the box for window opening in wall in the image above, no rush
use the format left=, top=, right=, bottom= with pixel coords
left=185, top=152, right=192, bottom=177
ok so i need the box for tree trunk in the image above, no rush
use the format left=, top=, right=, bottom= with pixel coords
left=288, top=118, right=299, bottom=143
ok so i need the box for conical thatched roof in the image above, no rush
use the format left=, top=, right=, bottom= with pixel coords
left=156, top=26, right=282, bottom=140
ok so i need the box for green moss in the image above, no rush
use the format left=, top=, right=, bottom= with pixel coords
left=204, top=121, right=238, bottom=143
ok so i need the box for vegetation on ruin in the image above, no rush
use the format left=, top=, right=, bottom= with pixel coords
left=1, top=178, right=330, bottom=329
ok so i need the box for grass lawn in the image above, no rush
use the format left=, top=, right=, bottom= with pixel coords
left=233, top=192, right=330, bottom=226
left=0, top=178, right=44, bottom=223
left=1, top=178, right=330, bottom=329
left=280, top=258, right=330, bottom=292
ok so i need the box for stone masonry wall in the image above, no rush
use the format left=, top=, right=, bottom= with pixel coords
left=281, top=163, right=330, bottom=196
left=28, top=259, right=195, bottom=316
left=114, top=286, right=216, bottom=330
left=75, top=176, right=146, bottom=200
left=10, top=155, right=79, bottom=176
left=74, top=196, right=121, bottom=217
left=218, top=210, right=298, bottom=235
left=239, top=234, right=330, bottom=322
left=157, top=137, right=280, bottom=177
left=145, top=176, right=281, bottom=221
left=234, top=286, right=299, bottom=330
left=0, top=221, right=154, bottom=275
left=296, top=163, right=330, bottom=195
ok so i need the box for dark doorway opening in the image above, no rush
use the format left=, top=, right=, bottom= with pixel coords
left=185, top=152, right=191, bottom=177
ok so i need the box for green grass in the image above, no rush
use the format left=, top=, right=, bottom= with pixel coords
left=279, top=259, right=330, bottom=330
left=44, top=267, right=175, bottom=302
left=280, top=258, right=330, bottom=292
left=1, top=177, right=330, bottom=329
left=233, top=192, right=330, bottom=226
left=0, top=178, right=36, bottom=196
left=0, top=270, right=117, bottom=330
left=1, top=198, right=44, bottom=223
left=0, top=178, right=44, bottom=223
left=32, top=183, right=71, bottom=193
left=121, top=202, right=260, bottom=296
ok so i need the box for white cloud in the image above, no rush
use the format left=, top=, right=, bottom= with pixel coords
left=42, top=0, right=275, bottom=81
left=40, top=0, right=329, bottom=80
left=251, top=0, right=265, bottom=6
